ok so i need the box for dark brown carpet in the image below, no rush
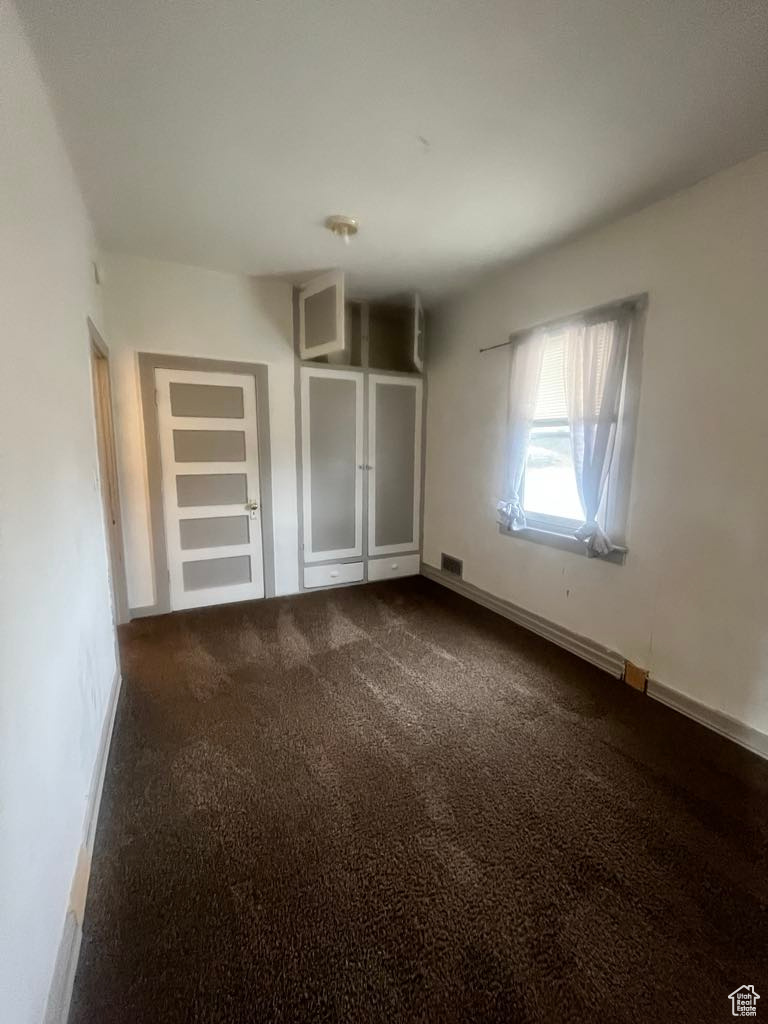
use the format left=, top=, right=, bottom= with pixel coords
left=70, top=577, right=767, bottom=1024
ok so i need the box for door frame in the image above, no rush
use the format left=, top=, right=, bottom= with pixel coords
left=88, top=320, right=130, bottom=625
left=136, top=353, right=276, bottom=617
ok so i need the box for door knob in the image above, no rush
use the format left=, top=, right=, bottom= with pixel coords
left=245, top=499, right=259, bottom=519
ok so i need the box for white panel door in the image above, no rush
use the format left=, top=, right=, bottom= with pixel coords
left=156, top=368, right=264, bottom=610
left=300, top=367, right=364, bottom=563
left=368, top=375, right=423, bottom=556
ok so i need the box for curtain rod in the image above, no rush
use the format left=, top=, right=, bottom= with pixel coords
left=478, top=292, right=648, bottom=354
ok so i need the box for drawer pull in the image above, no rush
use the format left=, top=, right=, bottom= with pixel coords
left=330, top=571, right=339, bottom=578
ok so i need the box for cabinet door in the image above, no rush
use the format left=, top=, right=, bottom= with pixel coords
left=301, top=367, right=364, bottom=562
left=368, top=375, right=423, bottom=556
left=299, top=270, right=345, bottom=359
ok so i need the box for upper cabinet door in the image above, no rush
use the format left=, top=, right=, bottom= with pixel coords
left=368, top=375, right=423, bottom=556
left=413, top=293, right=425, bottom=371
left=299, top=270, right=346, bottom=359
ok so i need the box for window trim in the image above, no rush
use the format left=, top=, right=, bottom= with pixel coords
left=525, top=511, right=582, bottom=534
left=500, top=293, right=647, bottom=564
left=500, top=520, right=628, bottom=564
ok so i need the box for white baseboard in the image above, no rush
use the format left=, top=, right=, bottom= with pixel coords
left=42, top=911, right=82, bottom=1024
left=421, top=564, right=768, bottom=763
left=83, top=668, right=123, bottom=857
left=420, top=563, right=625, bottom=677
left=43, top=668, right=123, bottom=1024
left=647, top=679, right=768, bottom=761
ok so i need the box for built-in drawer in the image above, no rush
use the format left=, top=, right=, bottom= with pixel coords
left=367, top=553, right=421, bottom=581
left=303, top=561, right=364, bottom=590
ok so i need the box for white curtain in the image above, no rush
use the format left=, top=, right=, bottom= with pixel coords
left=564, top=315, right=630, bottom=555
left=496, top=332, right=545, bottom=531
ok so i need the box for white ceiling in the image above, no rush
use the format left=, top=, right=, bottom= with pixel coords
left=17, top=0, right=768, bottom=300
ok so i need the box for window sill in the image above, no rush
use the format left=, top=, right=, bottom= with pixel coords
left=498, top=522, right=627, bottom=565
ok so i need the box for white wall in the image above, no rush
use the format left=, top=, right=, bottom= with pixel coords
left=424, top=151, right=768, bottom=737
left=99, top=253, right=299, bottom=606
left=0, top=3, right=118, bottom=1021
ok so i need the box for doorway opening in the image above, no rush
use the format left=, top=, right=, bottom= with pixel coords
left=89, top=319, right=129, bottom=625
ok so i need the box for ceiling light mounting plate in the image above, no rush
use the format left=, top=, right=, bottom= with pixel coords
left=325, top=214, right=359, bottom=243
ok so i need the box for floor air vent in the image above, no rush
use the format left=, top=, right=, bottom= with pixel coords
left=441, top=553, right=463, bottom=578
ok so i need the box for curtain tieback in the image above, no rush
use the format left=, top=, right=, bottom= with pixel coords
left=574, top=519, right=614, bottom=556
left=497, top=498, right=527, bottom=532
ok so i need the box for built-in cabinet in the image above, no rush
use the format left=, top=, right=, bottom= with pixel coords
left=297, top=271, right=423, bottom=374
left=296, top=270, right=425, bottom=590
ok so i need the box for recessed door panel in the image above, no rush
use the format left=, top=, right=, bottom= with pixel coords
left=176, top=473, right=248, bottom=507
left=170, top=382, right=245, bottom=418
left=182, top=555, right=252, bottom=592
left=310, top=377, right=357, bottom=551
left=299, top=270, right=345, bottom=359
left=179, top=515, right=250, bottom=550
left=300, top=367, right=363, bottom=562
left=374, top=383, right=416, bottom=547
left=368, top=375, right=422, bottom=556
left=173, top=429, right=246, bottom=462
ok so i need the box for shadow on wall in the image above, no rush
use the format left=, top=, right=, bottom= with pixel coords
left=247, top=275, right=295, bottom=350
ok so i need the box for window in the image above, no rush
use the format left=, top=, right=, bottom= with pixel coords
left=497, top=296, right=645, bottom=560
left=523, top=329, right=582, bottom=527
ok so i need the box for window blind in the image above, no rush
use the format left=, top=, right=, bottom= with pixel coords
left=533, top=320, right=616, bottom=422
